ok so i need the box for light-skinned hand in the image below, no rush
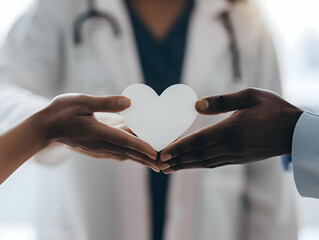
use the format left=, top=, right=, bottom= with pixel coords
left=37, top=94, right=159, bottom=171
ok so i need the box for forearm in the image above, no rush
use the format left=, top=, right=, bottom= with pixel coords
left=0, top=84, right=69, bottom=166
left=0, top=111, right=48, bottom=184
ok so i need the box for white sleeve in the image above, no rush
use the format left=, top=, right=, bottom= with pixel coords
left=0, top=0, right=71, bottom=164
left=0, top=0, right=63, bottom=127
left=292, top=111, right=319, bottom=199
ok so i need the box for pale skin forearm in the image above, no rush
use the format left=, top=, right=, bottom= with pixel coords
left=0, top=94, right=158, bottom=185
left=0, top=112, right=48, bottom=184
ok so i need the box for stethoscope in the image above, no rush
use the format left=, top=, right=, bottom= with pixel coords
left=73, top=0, right=122, bottom=44
left=73, top=0, right=241, bottom=81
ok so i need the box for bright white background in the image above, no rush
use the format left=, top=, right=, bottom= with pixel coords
left=0, top=0, right=319, bottom=239
left=256, top=1, right=319, bottom=240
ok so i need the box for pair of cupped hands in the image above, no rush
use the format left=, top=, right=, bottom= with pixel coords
left=36, top=88, right=302, bottom=173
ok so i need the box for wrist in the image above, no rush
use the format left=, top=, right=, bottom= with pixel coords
left=30, top=107, right=55, bottom=147
left=281, top=105, right=303, bottom=154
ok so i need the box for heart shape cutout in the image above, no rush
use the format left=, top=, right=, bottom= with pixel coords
left=120, top=84, right=198, bottom=151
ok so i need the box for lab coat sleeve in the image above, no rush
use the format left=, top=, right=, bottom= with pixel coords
left=239, top=4, right=298, bottom=240
left=292, top=111, right=319, bottom=199
left=0, top=0, right=71, bottom=164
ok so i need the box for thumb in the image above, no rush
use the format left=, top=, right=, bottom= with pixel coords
left=85, top=95, right=131, bottom=113
left=195, top=88, right=259, bottom=115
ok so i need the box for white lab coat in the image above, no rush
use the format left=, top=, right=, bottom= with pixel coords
left=0, top=0, right=297, bottom=239
left=292, top=111, right=319, bottom=199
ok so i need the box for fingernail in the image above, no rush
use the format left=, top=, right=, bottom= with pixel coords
left=148, top=152, right=158, bottom=160
left=151, top=167, right=160, bottom=173
left=161, top=153, right=172, bottom=162
left=164, top=169, right=174, bottom=174
left=197, top=99, right=209, bottom=111
left=117, top=98, right=131, bottom=108
left=158, top=162, right=170, bottom=170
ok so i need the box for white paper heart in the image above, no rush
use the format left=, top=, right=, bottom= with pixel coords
left=120, top=84, right=198, bottom=151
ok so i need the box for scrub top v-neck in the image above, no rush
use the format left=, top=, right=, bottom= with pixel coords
left=126, top=1, right=194, bottom=240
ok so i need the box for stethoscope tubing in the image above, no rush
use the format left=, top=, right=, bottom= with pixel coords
left=73, top=0, right=121, bottom=44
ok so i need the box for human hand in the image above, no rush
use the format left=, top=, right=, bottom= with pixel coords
left=36, top=94, right=158, bottom=171
left=94, top=112, right=134, bottom=134
left=159, top=88, right=303, bottom=173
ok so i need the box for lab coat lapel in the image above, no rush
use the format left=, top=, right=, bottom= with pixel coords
left=182, top=0, right=231, bottom=97
left=91, top=0, right=144, bottom=93
left=116, top=162, right=151, bottom=240
left=93, top=1, right=150, bottom=240
left=83, top=0, right=234, bottom=239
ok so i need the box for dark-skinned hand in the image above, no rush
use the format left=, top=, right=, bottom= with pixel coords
left=159, top=88, right=303, bottom=174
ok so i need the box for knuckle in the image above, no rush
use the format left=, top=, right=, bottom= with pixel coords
left=245, top=87, right=257, bottom=95
left=208, top=161, right=225, bottom=169
left=74, top=94, right=88, bottom=103
left=200, top=159, right=212, bottom=168
left=244, top=88, right=258, bottom=102
left=119, top=152, right=129, bottom=160
left=172, top=164, right=184, bottom=172
left=192, top=134, right=206, bottom=149
left=171, top=144, right=184, bottom=158
left=212, top=95, right=226, bottom=111
left=191, top=149, right=205, bottom=162
left=91, top=141, right=105, bottom=152
left=168, top=157, right=180, bottom=167
left=119, top=137, right=130, bottom=148
left=74, top=96, right=90, bottom=111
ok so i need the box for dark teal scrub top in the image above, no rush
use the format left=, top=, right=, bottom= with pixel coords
left=126, top=1, right=194, bottom=240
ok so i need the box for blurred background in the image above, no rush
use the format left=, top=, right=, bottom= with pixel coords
left=0, top=0, right=319, bottom=239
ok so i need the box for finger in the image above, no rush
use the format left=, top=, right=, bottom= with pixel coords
left=85, top=95, right=131, bottom=113
left=89, top=140, right=158, bottom=165
left=195, top=88, right=260, bottom=115
left=91, top=148, right=159, bottom=171
left=112, top=154, right=160, bottom=172
left=94, top=152, right=159, bottom=172
left=71, top=147, right=114, bottom=159
left=159, top=142, right=230, bottom=170
left=208, top=161, right=236, bottom=170
left=162, top=156, right=235, bottom=174
left=161, top=121, right=230, bottom=161
left=123, top=148, right=158, bottom=167
left=80, top=148, right=159, bottom=171
left=114, top=123, right=135, bottom=135
left=98, top=123, right=157, bottom=159
left=95, top=112, right=124, bottom=126
left=71, top=145, right=159, bottom=172
left=127, top=158, right=160, bottom=173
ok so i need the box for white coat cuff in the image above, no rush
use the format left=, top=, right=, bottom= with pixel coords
left=292, top=111, right=319, bottom=198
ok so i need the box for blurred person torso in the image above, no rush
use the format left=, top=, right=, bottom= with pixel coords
left=0, top=0, right=297, bottom=240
